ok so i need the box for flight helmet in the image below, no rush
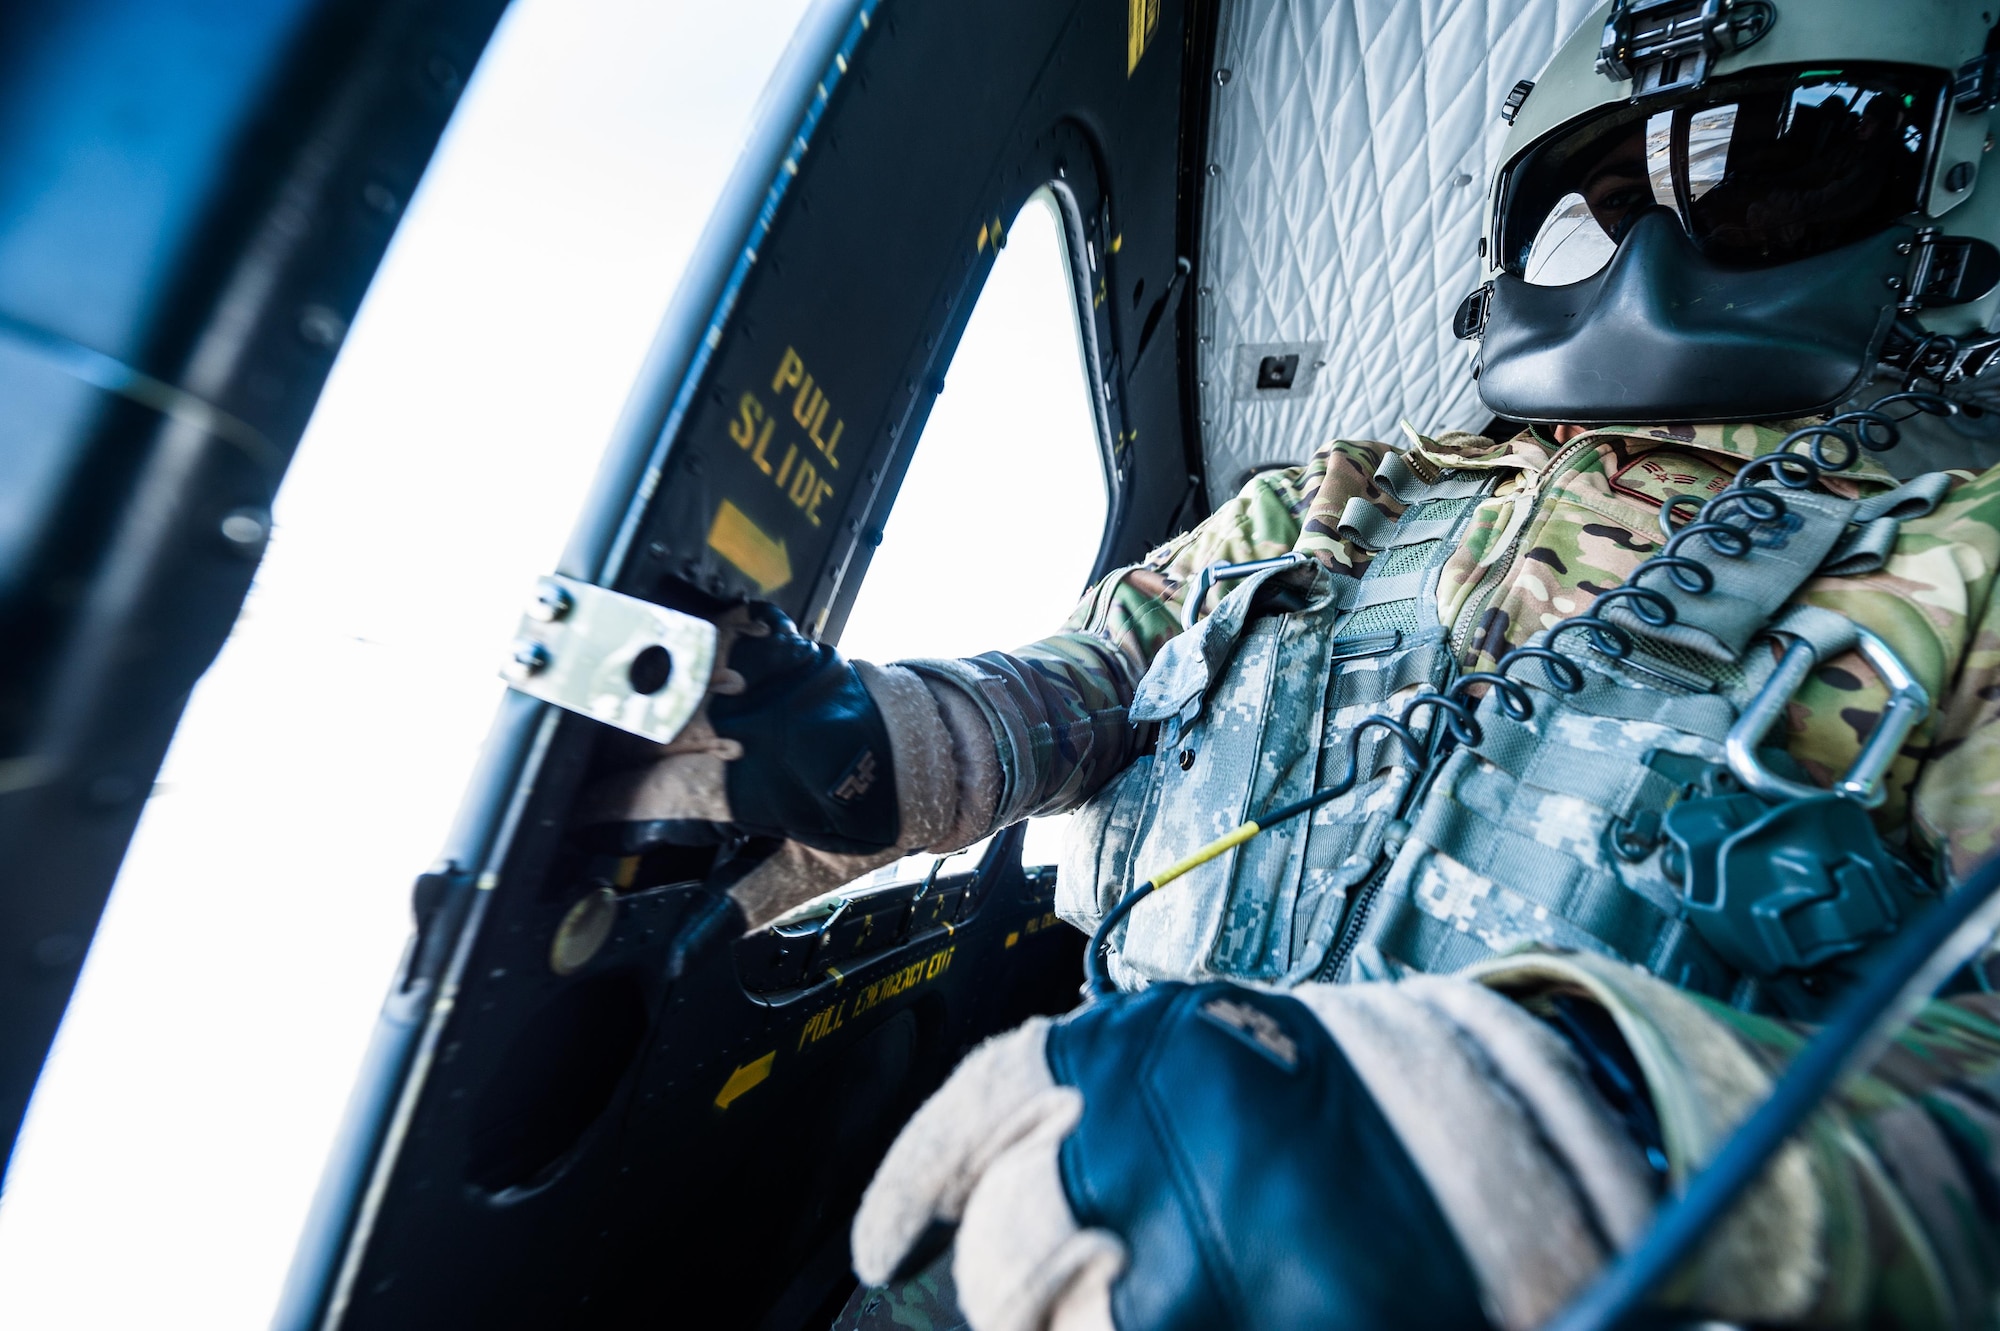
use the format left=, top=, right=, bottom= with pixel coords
left=1460, top=0, right=2000, bottom=425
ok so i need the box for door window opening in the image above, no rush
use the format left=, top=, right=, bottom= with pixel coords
left=837, top=188, right=1109, bottom=883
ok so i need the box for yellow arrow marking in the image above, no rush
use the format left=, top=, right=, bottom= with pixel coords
left=714, top=1051, right=775, bottom=1110
left=708, top=500, right=792, bottom=593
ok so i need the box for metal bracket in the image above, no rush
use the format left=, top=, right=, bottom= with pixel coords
left=1725, top=625, right=1928, bottom=809
left=1956, top=51, right=2000, bottom=114
left=500, top=574, right=718, bottom=745
left=1596, top=0, right=1775, bottom=95
left=1452, top=283, right=1493, bottom=341
left=1892, top=227, right=2000, bottom=313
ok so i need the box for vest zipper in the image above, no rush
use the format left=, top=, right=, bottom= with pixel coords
left=1446, top=432, right=1602, bottom=663
left=1325, top=434, right=1604, bottom=980
left=1319, top=856, right=1394, bottom=980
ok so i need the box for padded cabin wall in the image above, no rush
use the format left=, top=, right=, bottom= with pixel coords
left=1193, top=0, right=1597, bottom=503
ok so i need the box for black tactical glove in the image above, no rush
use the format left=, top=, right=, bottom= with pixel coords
left=584, top=602, right=899, bottom=853
left=577, top=603, right=963, bottom=928
left=854, top=977, right=1668, bottom=1331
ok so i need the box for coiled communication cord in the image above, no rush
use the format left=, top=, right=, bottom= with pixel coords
left=1085, top=386, right=1954, bottom=998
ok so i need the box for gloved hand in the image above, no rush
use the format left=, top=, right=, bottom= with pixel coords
left=575, top=603, right=968, bottom=929
left=852, top=978, right=1664, bottom=1331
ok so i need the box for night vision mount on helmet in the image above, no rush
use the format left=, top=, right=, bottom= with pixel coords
left=1456, top=0, right=2000, bottom=425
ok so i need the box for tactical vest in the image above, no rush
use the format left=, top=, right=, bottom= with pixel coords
left=1059, top=449, right=1950, bottom=1013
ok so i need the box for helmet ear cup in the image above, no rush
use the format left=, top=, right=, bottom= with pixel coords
left=1477, top=208, right=1908, bottom=424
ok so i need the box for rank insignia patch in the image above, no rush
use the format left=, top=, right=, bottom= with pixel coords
left=1609, top=450, right=1738, bottom=508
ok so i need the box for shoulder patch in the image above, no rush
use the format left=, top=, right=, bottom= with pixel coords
left=1609, top=450, right=1738, bottom=508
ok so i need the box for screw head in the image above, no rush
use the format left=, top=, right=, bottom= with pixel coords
left=297, top=304, right=347, bottom=349
left=218, top=506, right=270, bottom=557
left=508, top=640, right=551, bottom=678
left=528, top=581, right=572, bottom=622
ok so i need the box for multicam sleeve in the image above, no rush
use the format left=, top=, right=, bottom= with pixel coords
left=1911, top=531, right=2000, bottom=884
left=1698, top=989, right=2000, bottom=1328
left=1475, top=950, right=2000, bottom=1330
left=898, top=438, right=1392, bottom=833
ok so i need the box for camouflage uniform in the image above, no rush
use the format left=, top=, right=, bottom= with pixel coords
left=873, top=421, right=2000, bottom=1330
left=909, top=421, right=2000, bottom=883
left=842, top=958, right=2000, bottom=1330
left=1473, top=949, right=2000, bottom=1329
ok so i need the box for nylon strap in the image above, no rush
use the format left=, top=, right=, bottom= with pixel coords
left=1407, top=792, right=1674, bottom=962
left=1326, top=637, right=1448, bottom=711
left=1336, top=497, right=1465, bottom=551
left=1334, top=466, right=1500, bottom=638
left=1603, top=472, right=1949, bottom=663
left=1853, top=469, right=1952, bottom=522
left=1768, top=602, right=1860, bottom=662
left=1349, top=569, right=1429, bottom=610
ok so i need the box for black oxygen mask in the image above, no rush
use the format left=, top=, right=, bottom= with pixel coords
left=1466, top=63, right=2000, bottom=423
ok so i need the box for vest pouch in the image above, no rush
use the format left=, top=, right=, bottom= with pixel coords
left=1066, top=464, right=1497, bottom=987
left=1340, top=667, right=1742, bottom=998
left=1054, top=558, right=1342, bottom=968
left=1278, top=634, right=1451, bottom=977
left=1097, top=587, right=1452, bottom=985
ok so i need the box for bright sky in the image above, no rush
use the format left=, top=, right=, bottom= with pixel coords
left=839, top=192, right=1107, bottom=877
left=840, top=193, right=1106, bottom=663
left=0, top=3, right=1105, bottom=1326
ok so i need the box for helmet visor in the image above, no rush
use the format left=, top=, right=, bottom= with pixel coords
left=1498, top=64, right=1949, bottom=286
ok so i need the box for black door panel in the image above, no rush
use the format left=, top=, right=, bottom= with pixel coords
left=287, top=0, right=1219, bottom=1323
left=331, top=817, right=1075, bottom=1326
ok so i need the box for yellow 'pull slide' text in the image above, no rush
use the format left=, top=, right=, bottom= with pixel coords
left=727, top=347, right=845, bottom=527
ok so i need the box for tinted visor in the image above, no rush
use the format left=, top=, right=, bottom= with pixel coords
left=1499, top=64, right=1948, bottom=286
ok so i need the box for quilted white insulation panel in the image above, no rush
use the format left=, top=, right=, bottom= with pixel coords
left=1196, top=0, right=1600, bottom=503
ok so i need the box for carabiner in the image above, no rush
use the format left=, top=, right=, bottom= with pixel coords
left=1180, top=552, right=1309, bottom=629
left=1725, top=625, right=1929, bottom=809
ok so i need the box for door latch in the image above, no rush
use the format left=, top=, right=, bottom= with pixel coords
left=501, top=574, right=718, bottom=744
